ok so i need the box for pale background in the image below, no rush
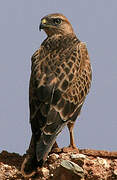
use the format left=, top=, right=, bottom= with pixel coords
left=0, top=0, right=117, bottom=155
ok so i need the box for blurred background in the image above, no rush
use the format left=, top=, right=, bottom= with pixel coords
left=0, top=0, right=117, bottom=155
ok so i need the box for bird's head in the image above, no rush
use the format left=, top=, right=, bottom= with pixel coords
left=39, top=13, right=74, bottom=37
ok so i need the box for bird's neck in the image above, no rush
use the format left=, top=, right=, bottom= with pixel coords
left=42, top=34, right=79, bottom=51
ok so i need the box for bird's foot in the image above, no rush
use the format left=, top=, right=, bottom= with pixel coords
left=51, top=147, right=62, bottom=153
left=21, top=155, right=38, bottom=178
left=62, top=145, right=79, bottom=153
left=51, top=141, right=62, bottom=153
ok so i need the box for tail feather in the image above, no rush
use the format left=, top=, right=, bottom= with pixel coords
left=36, top=109, right=66, bottom=166
left=36, top=133, right=57, bottom=167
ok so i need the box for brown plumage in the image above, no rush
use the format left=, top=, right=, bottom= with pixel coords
left=21, top=13, right=92, bottom=177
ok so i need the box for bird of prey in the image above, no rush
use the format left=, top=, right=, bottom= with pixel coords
left=21, top=13, right=92, bottom=177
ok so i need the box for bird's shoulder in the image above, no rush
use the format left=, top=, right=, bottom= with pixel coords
left=30, top=36, right=92, bottom=94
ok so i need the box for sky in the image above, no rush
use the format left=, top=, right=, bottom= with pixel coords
left=0, top=0, right=117, bottom=155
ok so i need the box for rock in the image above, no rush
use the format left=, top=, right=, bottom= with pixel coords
left=62, top=147, right=79, bottom=153
left=47, top=153, right=59, bottom=163
left=71, top=153, right=86, bottom=166
left=52, top=160, right=84, bottom=180
left=61, top=160, right=84, bottom=177
left=0, top=149, right=117, bottom=179
left=0, top=162, right=22, bottom=179
left=71, top=153, right=86, bottom=159
left=97, top=157, right=110, bottom=168
left=51, top=147, right=62, bottom=153
left=59, top=153, right=70, bottom=161
left=41, top=167, right=49, bottom=178
left=113, top=169, right=117, bottom=176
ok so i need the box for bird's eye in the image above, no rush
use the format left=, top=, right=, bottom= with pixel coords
left=53, top=18, right=62, bottom=25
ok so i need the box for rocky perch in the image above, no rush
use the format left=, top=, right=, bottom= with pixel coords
left=0, top=149, right=117, bottom=180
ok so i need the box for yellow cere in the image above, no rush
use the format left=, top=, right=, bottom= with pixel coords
left=42, top=19, right=47, bottom=24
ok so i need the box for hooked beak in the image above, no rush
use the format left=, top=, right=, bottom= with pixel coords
left=39, top=18, right=47, bottom=31
left=39, top=23, right=44, bottom=31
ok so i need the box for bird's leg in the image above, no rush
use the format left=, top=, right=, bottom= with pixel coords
left=67, top=122, right=77, bottom=149
left=63, top=122, right=78, bottom=153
